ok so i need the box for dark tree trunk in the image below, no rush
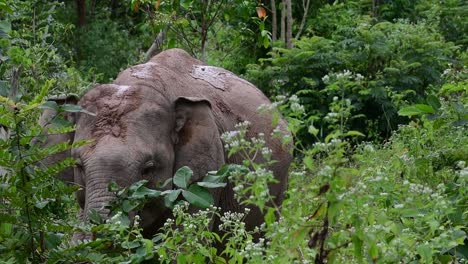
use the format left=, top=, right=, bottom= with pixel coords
left=90, top=0, right=96, bottom=20
left=76, top=0, right=86, bottom=27
left=285, top=0, right=293, bottom=48
left=110, top=0, right=118, bottom=18
left=372, top=0, right=381, bottom=18
left=145, top=30, right=166, bottom=62
left=271, top=0, right=277, bottom=42
left=295, top=0, right=310, bottom=40
left=280, top=0, right=286, bottom=44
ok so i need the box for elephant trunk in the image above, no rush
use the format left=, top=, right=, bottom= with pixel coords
left=72, top=175, right=118, bottom=241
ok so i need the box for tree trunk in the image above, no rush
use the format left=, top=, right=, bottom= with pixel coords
left=372, top=0, right=380, bottom=18
left=76, top=0, right=86, bottom=27
left=90, top=0, right=96, bottom=20
left=285, top=0, right=293, bottom=49
left=110, top=0, right=118, bottom=18
left=145, top=30, right=166, bottom=62
left=295, top=0, right=310, bottom=40
left=200, top=0, right=209, bottom=62
left=280, top=0, right=286, bottom=44
left=0, top=127, right=8, bottom=176
left=271, top=0, right=277, bottom=42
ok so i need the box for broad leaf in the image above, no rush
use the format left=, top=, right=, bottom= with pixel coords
left=398, top=104, right=434, bottom=116
left=426, top=95, right=441, bottom=110
left=182, top=185, right=213, bottom=208
left=38, top=101, right=58, bottom=111
left=196, top=181, right=226, bottom=188
left=61, top=104, right=96, bottom=116
left=163, top=189, right=182, bottom=208
left=173, top=166, right=193, bottom=189
left=132, top=186, right=161, bottom=199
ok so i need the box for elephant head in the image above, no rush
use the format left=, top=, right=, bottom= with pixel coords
left=68, top=84, right=224, bottom=236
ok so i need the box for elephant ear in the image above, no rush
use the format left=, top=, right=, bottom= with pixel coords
left=173, top=97, right=224, bottom=182
left=35, top=95, right=79, bottom=183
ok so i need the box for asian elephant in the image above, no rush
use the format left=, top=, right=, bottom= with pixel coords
left=39, top=48, right=292, bottom=239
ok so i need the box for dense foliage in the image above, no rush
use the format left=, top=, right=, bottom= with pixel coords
left=246, top=2, right=466, bottom=142
left=0, top=0, right=467, bottom=263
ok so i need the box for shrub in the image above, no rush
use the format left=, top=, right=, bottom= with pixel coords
left=247, top=11, right=458, bottom=143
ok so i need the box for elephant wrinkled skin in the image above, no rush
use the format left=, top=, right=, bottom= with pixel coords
left=39, top=48, right=292, bottom=239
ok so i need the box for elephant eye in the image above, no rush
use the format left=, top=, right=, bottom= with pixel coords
left=142, top=160, right=156, bottom=175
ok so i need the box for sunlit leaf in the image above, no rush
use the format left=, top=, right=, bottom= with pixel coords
left=182, top=185, right=213, bottom=208
left=173, top=166, right=193, bottom=189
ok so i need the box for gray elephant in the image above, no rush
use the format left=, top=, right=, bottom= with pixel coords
left=40, top=48, right=292, bottom=239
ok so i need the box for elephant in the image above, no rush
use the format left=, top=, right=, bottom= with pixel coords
left=39, top=48, right=292, bottom=240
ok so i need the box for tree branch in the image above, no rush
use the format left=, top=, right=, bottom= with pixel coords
left=295, top=0, right=310, bottom=40
left=144, top=30, right=166, bottom=62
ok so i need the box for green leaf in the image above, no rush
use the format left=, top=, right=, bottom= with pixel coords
left=182, top=185, right=213, bottom=208
left=417, top=244, right=432, bottom=263
left=398, top=104, right=434, bottom=116
left=369, top=243, right=379, bottom=262
left=61, top=104, right=96, bottom=116
left=328, top=201, right=343, bottom=224
left=132, top=186, right=161, bottom=199
left=122, top=200, right=139, bottom=213
left=143, top=238, right=154, bottom=258
left=163, top=189, right=182, bottom=208
left=415, top=104, right=435, bottom=114
left=308, top=124, right=319, bottom=136
left=88, top=209, right=104, bottom=224
left=264, top=207, right=276, bottom=226
left=0, top=81, right=7, bottom=96
left=39, top=101, right=58, bottom=111
left=196, top=181, right=226, bottom=188
left=161, top=177, right=173, bottom=188
left=45, top=232, right=63, bottom=250
left=35, top=199, right=51, bottom=209
left=344, top=130, right=365, bottom=137
left=352, top=234, right=363, bottom=260
left=173, top=166, right=193, bottom=189
left=50, top=116, right=72, bottom=127
left=426, top=95, right=441, bottom=110
left=122, top=240, right=140, bottom=249
left=108, top=180, right=120, bottom=192
left=400, top=209, right=421, bottom=217
left=0, top=223, right=12, bottom=237
left=0, top=21, right=11, bottom=38
left=304, top=156, right=314, bottom=170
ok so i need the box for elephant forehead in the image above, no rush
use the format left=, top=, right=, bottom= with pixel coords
left=81, top=84, right=143, bottom=141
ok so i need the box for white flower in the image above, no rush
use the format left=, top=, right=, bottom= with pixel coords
left=456, top=160, right=466, bottom=169
left=394, top=203, right=404, bottom=209
left=290, top=102, right=304, bottom=113
left=364, top=144, right=375, bottom=152
left=322, top=74, right=330, bottom=84
left=337, top=69, right=352, bottom=79
left=223, top=130, right=239, bottom=140
left=261, top=147, right=272, bottom=158
left=289, top=94, right=299, bottom=102
left=276, top=95, right=287, bottom=101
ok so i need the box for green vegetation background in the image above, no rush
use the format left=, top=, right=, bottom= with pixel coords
left=0, top=0, right=466, bottom=263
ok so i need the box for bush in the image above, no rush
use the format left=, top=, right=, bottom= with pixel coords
left=247, top=8, right=458, bottom=143
left=73, top=11, right=145, bottom=83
